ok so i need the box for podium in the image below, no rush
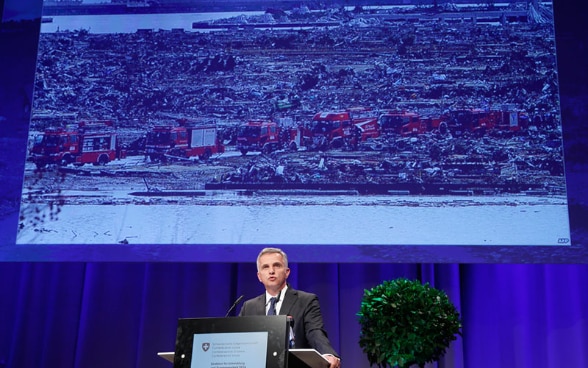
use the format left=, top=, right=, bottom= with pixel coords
left=159, top=315, right=328, bottom=368
left=288, top=349, right=330, bottom=368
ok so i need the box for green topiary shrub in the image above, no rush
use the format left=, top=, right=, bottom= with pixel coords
left=357, top=278, right=462, bottom=368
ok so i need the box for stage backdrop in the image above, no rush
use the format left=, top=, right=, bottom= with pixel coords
left=1, top=262, right=587, bottom=368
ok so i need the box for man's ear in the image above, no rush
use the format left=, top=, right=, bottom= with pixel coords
left=257, top=272, right=262, bottom=282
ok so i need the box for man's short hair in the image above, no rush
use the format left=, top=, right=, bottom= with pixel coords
left=257, top=247, right=289, bottom=271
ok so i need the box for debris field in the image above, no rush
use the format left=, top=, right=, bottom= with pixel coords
left=26, top=3, right=566, bottom=199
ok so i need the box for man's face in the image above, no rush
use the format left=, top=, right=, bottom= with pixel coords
left=257, top=252, right=290, bottom=293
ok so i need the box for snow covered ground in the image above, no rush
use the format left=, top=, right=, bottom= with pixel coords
left=15, top=152, right=572, bottom=247
left=17, top=191, right=570, bottom=246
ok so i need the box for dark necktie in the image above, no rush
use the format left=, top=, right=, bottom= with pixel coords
left=267, top=297, right=277, bottom=315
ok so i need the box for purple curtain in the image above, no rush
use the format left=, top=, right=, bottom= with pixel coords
left=1, top=262, right=587, bottom=368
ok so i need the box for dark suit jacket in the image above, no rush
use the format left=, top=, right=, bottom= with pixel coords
left=239, top=286, right=339, bottom=357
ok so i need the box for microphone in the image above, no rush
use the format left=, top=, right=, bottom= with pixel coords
left=287, top=315, right=295, bottom=349
left=225, top=295, right=244, bottom=317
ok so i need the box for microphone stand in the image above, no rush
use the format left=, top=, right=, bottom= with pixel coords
left=224, top=295, right=244, bottom=317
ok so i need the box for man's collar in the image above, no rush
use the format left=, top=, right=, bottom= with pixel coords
left=266, top=284, right=288, bottom=300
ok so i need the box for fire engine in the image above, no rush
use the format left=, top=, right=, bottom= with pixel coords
left=145, top=119, right=224, bottom=161
left=236, top=120, right=281, bottom=155
left=30, top=120, right=119, bottom=169
left=439, top=107, right=529, bottom=136
left=492, top=109, right=529, bottom=132
left=378, top=110, right=427, bottom=136
left=298, top=108, right=380, bottom=151
left=350, top=107, right=380, bottom=142
left=439, top=108, right=496, bottom=136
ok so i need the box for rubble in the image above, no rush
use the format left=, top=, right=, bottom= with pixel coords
left=26, top=3, right=565, bottom=197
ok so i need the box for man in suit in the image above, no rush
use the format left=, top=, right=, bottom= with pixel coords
left=239, top=247, right=341, bottom=368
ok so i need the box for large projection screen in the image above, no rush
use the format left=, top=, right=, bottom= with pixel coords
left=2, top=0, right=586, bottom=262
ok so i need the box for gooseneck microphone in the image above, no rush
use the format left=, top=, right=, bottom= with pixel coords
left=287, top=315, right=295, bottom=349
left=224, top=295, right=245, bottom=317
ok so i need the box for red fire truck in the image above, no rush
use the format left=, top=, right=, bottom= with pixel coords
left=439, top=108, right=529, bottom=136
left=30, top=120, right=119, bottom=168
left=298, top=108, right=380, bottom=151
left=492, top=109, right=529, bottom=132
left=378, top=110, right=427, bottom=136
left=145, top=120, right=224, bottom=161
left=236, top=120, right=281, bottom=155
left=440, top=108, right=496, bottom=136
left=349, top=107, right=380, bottom=142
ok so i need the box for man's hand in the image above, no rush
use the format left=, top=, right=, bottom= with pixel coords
left=322, top=354, right=341, bottom=368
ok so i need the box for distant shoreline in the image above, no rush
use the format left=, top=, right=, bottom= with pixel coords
left=41, top=0, right=503, bottom=16
left=43, top=1, right=370, bottom=16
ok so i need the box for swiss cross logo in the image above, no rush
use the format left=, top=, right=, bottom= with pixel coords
left=202, top=343, right=210, bottom=352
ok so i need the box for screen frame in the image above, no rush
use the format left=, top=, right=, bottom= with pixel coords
left=0, top=0, right=586, bottom=263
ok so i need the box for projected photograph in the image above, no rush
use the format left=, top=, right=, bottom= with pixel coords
left=17, top=0, right=570, bottom=247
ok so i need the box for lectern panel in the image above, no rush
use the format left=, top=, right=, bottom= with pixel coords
left=174, top=316, right=290, bottom=368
